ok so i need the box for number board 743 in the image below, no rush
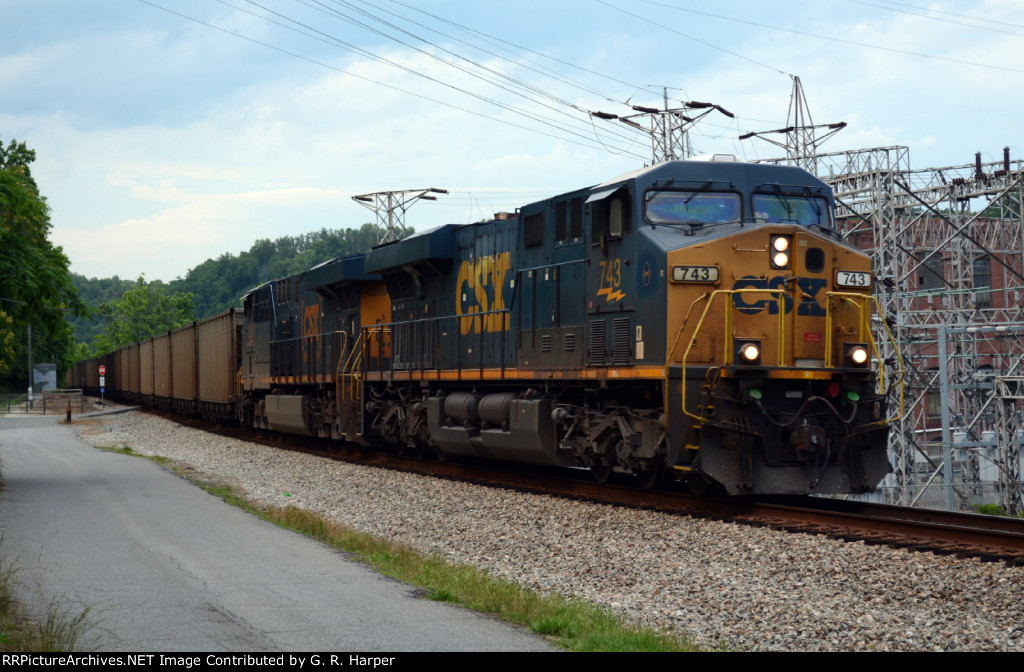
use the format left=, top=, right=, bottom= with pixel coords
left=671, top=265, right=719, bottom=283
left=836, top=270, right=871, bottom=288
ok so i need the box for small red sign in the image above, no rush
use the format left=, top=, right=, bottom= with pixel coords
left=803, top=333, right=822, bottom=343
left=99, top=365, right=106, bottom=375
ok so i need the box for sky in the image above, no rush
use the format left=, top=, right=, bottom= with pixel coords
left=3, top=0, right=1022, bottom=282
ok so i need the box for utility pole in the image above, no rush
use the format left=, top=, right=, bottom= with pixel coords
left=27, top=323, right=33, bottom=407
left=591, top=89, right=734, bottom=164
left=352, top=188, right=448, bottom=244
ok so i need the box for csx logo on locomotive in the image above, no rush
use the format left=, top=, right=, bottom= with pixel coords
left=455, top=252, right=512, bottom=335
left=732, top=276, right=827, bottom=316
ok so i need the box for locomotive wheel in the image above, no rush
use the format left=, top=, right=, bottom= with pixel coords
left=590, top=460, right=613, bottom=485
left=636, top=463, right=665, bottom=490
left=684, top=471, right=720, bottom=496
left=414, top=442, right=429, bottom=460
left=434, top=446, right=450, bottom=463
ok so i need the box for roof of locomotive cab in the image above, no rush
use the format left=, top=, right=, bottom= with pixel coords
left=363, top=223, right=459, bottom=274
left=241, top=253, right=372, bottom=299
left=303, top=253, right=376, bottom=289
left=592, top=157, right=832, bottom=197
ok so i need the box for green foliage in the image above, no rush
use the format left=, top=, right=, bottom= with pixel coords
left=67, top=274, right=136, bottom=348
left=72, top=222, right=403, bottom=353
left=0, top=545, right=99, bottom=652
left=92, top=277, right=195, bottom=352
left=165, top=222, right=402, bottom=319
left=252, top=503, right=701, bottom=652
left=977, top=194, right=1021, bottom=219
left=0, top=137, right=86, bottom=389
left=972, top=503, right=1024, bottom=518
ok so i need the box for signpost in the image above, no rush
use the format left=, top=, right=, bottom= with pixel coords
left=98, top=365, right=106, bottom=407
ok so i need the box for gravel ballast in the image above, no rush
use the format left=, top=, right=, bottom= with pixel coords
left=76, top=411, right=1024, bottom=652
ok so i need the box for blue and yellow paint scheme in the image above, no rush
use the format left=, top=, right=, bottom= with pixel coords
left=351, top=156, right=901, bottom=494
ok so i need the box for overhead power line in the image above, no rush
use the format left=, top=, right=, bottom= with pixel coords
left=137, top=0, right=649, bottom=158
left=629, top=0, right=1024, bottom=75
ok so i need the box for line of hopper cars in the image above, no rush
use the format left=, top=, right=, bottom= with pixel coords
left=72, top=156, right=904, bottom=496
left=71, top=309, right=242, bottom=422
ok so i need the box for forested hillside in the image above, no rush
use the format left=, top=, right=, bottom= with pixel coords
left=72, top=222, right=410, bottom=354
left=0, top=137, right=87, bottom=390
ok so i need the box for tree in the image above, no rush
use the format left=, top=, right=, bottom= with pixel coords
left=70, top=221, right=407, bottom=352
left=0, top=137, right=86, bottom=388
left=93, top=277, right=196, bottom=352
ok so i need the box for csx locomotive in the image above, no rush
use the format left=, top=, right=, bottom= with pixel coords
left=79, top=156, right=903, bottom=495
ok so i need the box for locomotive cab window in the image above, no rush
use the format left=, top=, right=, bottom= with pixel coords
left=588, top=187, right=631, bottom=242
left=645, top=190, right=740, bottom=226
left=752, top=193, right=833, bottom=229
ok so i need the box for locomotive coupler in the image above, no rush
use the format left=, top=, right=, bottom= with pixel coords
left=788, top=419, right=828, bottom=459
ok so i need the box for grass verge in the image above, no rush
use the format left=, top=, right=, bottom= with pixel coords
left=100, top=445, right=703, bottom=651
left=0, top=548, right=99, bottom=651
left=265, top=504, right=701, bottom=652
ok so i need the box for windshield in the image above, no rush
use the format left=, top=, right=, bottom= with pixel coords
left=645, top=191, right=741, bottom=225
left=752, top=194, right=832, bottom=228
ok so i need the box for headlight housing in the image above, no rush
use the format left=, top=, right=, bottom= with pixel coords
left=735, top=340, right=762, bottom=366
left=844, top=342, right=870, bottom=368
left=770, top=235, right=791, bottom=269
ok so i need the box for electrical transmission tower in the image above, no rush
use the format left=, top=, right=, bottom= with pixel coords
left=747, top=77, right=1024, bottom=513
left=591, top=89, right=734, bottom=164
left=352, top=188, right=448, bottom=244
left=739, top=75, right=846, bottom=173
left=759, top=142, right=1024, bottom=513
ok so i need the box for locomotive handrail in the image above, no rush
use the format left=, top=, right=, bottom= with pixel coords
left=359, top=309, right=512, bottom=378
left=516, top=257, right=587, bottom=274
left=359, top=323, right=392, bottom=377
left=267, top=329, right=347, bottom=381
left=673, top=287, right=906, bottom=427
left=268, top=330, right=347, bottom=344
left=338, top=330, right=362, bottom=408
left=676, top=287, right=787, bottom=424
left=825, top=291, right=906, bottom=426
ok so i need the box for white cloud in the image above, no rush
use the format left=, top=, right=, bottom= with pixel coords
left=4, top=1, right=1022, bottom=280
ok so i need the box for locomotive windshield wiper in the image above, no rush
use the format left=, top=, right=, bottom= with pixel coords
left=771, top=184, right=794, bottom=220
left=683, top=179, right=715, bottom=205
left=803, top=186, right=823, bottom=223
left=807, top=222, right=839, bottom=239
left=661, top=218, right=741, bottom=236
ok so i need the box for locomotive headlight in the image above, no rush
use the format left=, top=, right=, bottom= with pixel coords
left=735, top=340, right=762, bottom=365
left=844, top=343, right=870, bottom=367
left=770, top=236, right=791, bottom=269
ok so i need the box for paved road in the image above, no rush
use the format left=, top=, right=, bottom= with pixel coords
left=0, top=415, right=555, bottom=652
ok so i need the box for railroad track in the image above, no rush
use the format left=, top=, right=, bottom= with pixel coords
left=734, top=495, right=1024, bottom=564
left=149, top=407, right=1024, bottom=566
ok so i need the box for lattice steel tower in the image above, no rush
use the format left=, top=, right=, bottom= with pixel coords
left=352, top=188, right=448, bottom=244
left=746, top=79, right=1024, bottom=513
